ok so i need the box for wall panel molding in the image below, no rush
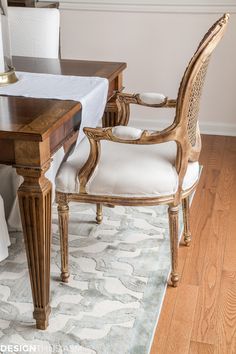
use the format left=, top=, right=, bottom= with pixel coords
left=58, top=1, right=236, bottom=13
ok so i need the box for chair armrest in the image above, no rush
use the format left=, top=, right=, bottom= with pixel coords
left=117, top=92, right=176, bottom=108
left=83, top=125, right=176, bottom=145
left=115, top=92, right=176, bottom=126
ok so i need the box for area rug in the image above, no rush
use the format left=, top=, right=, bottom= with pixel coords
left=0, top=202, right=184, bottom=354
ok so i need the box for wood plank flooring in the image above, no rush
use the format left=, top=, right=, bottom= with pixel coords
left=151, top=135, right=236, bottom=354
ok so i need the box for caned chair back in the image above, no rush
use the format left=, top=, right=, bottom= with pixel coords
left=8, top=7, right=60, bottom=59
left=175, top=14, right=229, bottom=150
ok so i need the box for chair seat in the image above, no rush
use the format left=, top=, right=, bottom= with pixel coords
left=56, top=137, right=200, bottom=197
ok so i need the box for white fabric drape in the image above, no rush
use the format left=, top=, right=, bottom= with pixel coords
left=0, top=195, right=10, bottom=261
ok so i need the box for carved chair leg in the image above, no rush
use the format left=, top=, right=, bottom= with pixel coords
left=182, top=196, right=191, bottom=247
left=58, top=201, right=70, bottom=283
left=168, top=205, right=179, bottom=287
left=96, top=203, right=103, bottom=224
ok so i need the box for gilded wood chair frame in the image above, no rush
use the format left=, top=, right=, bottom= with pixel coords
left=56, top=14, right=229, bottom=286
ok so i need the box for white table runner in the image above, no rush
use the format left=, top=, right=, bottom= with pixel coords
left=0, top=71, right=109, bottom=147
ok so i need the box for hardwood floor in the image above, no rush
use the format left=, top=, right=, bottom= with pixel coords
left=151, top=135, right=236, bottom=354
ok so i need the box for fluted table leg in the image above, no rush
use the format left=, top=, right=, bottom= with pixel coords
left=102, top=98, right=120, bottom=127
left=17, top=165, right=52, bottom=330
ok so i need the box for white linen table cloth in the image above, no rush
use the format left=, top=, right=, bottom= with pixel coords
left=0, top=71, right=108, bottom=258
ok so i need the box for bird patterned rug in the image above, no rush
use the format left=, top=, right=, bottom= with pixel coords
left=0, top=202, right=184, bottom=354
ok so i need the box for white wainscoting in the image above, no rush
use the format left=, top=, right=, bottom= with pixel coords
left=59, top=2, right=236, bottom=136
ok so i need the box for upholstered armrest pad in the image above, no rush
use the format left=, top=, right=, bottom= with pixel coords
left=137, top=92, right=166, bottom=105
left=112, top=126, right=143, bottom=140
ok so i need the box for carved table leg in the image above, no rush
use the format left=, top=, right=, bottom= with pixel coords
left=17, top=166, right=52, bottom=330
left=102, top=95, right=131, bottom=127
left=102, top=70, right=128, bottom=128
left=102, top=98, right=120, bottom=127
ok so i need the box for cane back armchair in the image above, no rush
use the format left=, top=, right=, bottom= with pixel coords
left=55, top=14, right=229, bottom=287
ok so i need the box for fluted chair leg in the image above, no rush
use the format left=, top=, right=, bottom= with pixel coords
left=168, top=205, right=179, bottom=287
left=182, top=196, right=191, bottom=247
left=96, top=203, right=103, bottom=224
left=58, top=201, right=70, bottom=283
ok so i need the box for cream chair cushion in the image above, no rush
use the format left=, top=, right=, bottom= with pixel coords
left=56, top=137, right=200, bottom=197
left=112, top=126, right=143, bottom=140
left=138, top=92, right=166, bottom=105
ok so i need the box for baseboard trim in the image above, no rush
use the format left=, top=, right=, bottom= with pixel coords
left=58, top=2, right=236, bottom=14
left=132, top=118, right=236, bottom=137
left=199, top=122, right=236, bottom=136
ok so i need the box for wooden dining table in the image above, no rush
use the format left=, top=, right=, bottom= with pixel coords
left=0, top=56, right=126, bottom=329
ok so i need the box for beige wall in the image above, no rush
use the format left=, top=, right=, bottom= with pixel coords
left=59, top=4, right=236, bottom=135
